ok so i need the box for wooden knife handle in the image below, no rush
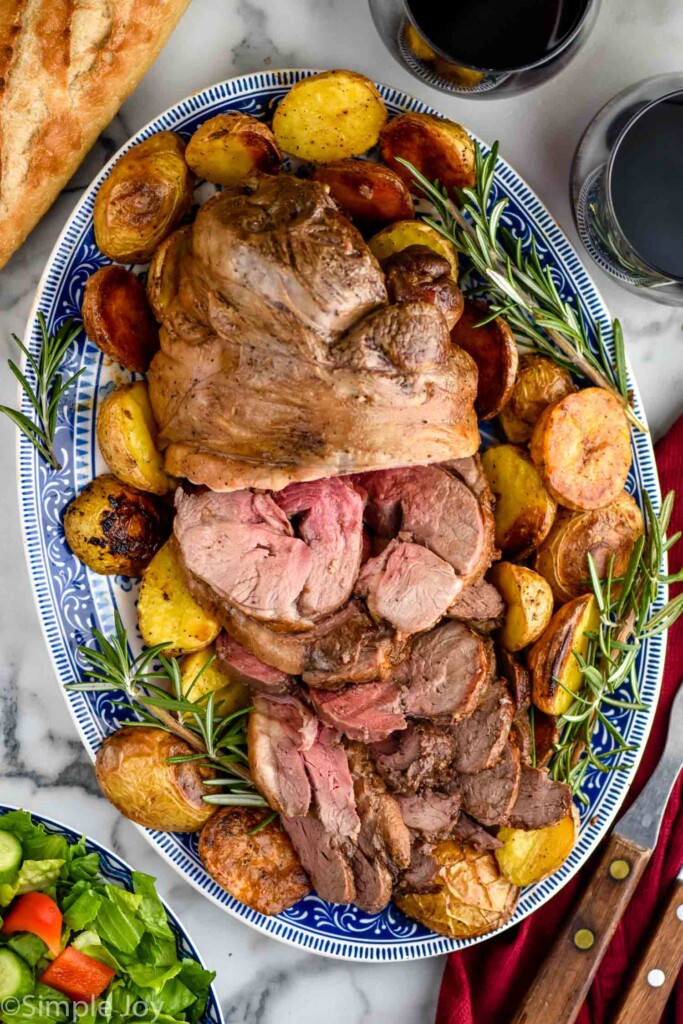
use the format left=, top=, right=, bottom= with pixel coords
left=511, top=833, right=651, bottom=1024
left=611, top=878, right=683, bottom=1024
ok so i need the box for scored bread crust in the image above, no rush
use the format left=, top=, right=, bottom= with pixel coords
left=0, top=0, right=191, bottom=270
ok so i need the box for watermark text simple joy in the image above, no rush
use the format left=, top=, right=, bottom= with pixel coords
left=0, top=995, right=153, bottom=1018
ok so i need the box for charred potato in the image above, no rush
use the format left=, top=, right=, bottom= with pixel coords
left=93, top=131, right=194, bottom=263
left=450, top=300, right=519, bottom=419
left=528, top=594, right=600, bottom=716
left=499, top=355, right=576, bottom=444
left=82, top=266, right=159, bottom=373
left=199, top=807, right=311, bottom=915
left=311, top=160, right=414, bottom=227
left=272, top=70, right=388, bottom=163
left=530, top=388, right=632, bottom=511
left=380, top=112, right=475, bottom=193
left=489, top=563, right=554, bottom=653
left=146, top=226, right=191, bottom=322
left=138, top=541, right=221, bottom=655
left=535, top=491, right=644, bottom=604
left=185, top=113, right=281, bottom=186
left=96, top=726, right=215, bottom=832
left=368, top=219, right=458, bottom=279
left=63, top=474, right=168, bottom=576
left=481, top=445, right=557, bottom=559
left=96, top=381, right=171, bottom=495
left=396, top=841, right=519, bottom=939
left=496, top=806, right=580, bottom=887
left=180, top=645, right=250, bottom=718
left=403, top=21, right=436, bottom=61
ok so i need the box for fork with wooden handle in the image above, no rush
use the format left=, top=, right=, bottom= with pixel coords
left=512, top=677, right=683, bottom=1024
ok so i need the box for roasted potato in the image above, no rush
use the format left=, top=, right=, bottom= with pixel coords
left=450, top=300, right=518, bottom=419
left=496, top=805, right=580, bottom=887
left=96, top=726, right=216, bottom=832
left=434, top=59, right=486, bottom=88
left=272, top=70, right=388, bottom=163
left=138, top=540, right=221, bottom=655
left=180, top=645, right=250, bottom=718
left=533, top=709, right=559, bottom=767
left=311, top=160, right=414, bottom=227
left=368, top=219, right=458, bottom=279
left=380, top=112, right=475, bottom=193
left=535, top=491, right=644, bottom=604
left=146, top=226, right=191, bottom=322
left=403, top=21, right=436, bottom=62
left=528, top=594, right=600, bottom=716
left=93, top=131, right=194, bottom=263
left=499, top=355, right=576, bottom=444
left=490, top=563, right=554, bottom=653
left=199, top=806, right=310, bottom=915
left=96, top=381, right=171, bottom=495
left=82, top=266, right=159, bottom=373
left=185, top=113, right=281, bottom=186
left=481, top=445, right=557, bottom=559
left=63, top=474, right=168, bottom=576
left=529, top=388, right=632, bottom=511
left=396, top=841, right=519, bottom=939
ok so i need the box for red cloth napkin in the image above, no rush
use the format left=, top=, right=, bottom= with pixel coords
left=437, top=413, right=683, bottom=1024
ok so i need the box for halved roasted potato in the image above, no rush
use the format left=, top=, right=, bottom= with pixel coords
left=63, top=474, right=168, bottom=576
left=450, top=300, right=518, bottom=419
left=368, top=219, right=458, bottom=279
left=499, top=354, right=576, bottom=444
left=530, top=388, right=632, bottom=511
left=311, top=160, right=414, bottom=227
left=82, top=266, right=159, bottom=373
left=496, top=805, right=580, bottom=887
left=489, top=563, right=554, bottom=653
left=396, top=841, right=519, bottom=939
left=180, top=645, right=250, bottom=718
left=528, top=594, right=600, bottom=716
left=185, top=113, right=281, bottom=186
left=481, top=445, right=557, bottom=559
left=138, top=540, right=221, bottom=655
left=380, top=112, right=475, bottom=193
left=96, top=726, right=216, bottom=832
left=434, top=58, right=485, bottom=88
left=96, top=381, right=171, bottom=495
left=272, top=70, right=388, bottom=163
left=146, top=226, right=191, bottom=322
left=93, top=131, right=194, bottom=263
left=535, top=491, right=645, bottom=604
left=403, top=21, right=436, bottom=62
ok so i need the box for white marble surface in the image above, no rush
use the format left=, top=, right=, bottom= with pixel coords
left=1, top=0, right=682, bottom=1021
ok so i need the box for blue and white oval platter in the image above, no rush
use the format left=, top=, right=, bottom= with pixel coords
left=17, top=70, right=666, bottom=961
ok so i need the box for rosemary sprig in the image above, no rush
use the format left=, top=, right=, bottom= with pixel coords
left=0, top=313, right=84, bottom=470
left=398, top=148, right=646, bottom=432
left=67, top=612, right=266, bottom=808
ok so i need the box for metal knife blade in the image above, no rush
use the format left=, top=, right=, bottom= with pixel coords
left=616, top=677, right=683, bottom=852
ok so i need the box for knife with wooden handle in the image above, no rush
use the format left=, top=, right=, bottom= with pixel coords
left=512, top=678, right=683, bottom=1024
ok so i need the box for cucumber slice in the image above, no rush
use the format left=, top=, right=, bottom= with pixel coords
left=0, top=948, right=33, bottom=1001
left=0, top=832, right=22, bottom=884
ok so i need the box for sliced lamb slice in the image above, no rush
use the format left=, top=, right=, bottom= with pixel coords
left=281, top=815, right=356, bottom=905
left=309, top=679, right=406, bottom=742
left=450, top=813, right=503, bottom=852
left=395, top=790, right=461, bottom=841
left=248, top=695, right=318, bottom=817
left=215, top=632, right=292, bottom=694
left=450, top=679, right=515, bottom=774
left=447, top=578, right=505, bottom=633
left=371, top=722, right=457, bottom=795
left=508, top=766, right=573, bottom=830
left=441, top=455, right=489, bottom=501
left=399, top=620, right=493, bottom=721
left=356, top=539, right=459, bottom=633
left=302, top=725, right=360, bottom=841
left=511, top=713, right=533, bottom=765
left=533, top=711, right=560, bottom=768
left=497, top=647, right=531, bottom=713
left=459, top=742, right=522, bottom=827
left=397, top=842, right=441, bottom=894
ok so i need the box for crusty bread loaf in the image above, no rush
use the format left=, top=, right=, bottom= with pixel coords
left=0, top=0, right=191, bottom=269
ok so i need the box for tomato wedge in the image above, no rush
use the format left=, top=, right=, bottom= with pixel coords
left=41, top=946, right=116, bottom=1001
left=2, top=892, right=63, bottom=956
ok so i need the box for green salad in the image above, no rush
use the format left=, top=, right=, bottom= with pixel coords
left=0, top=811, right=215, bottom=1024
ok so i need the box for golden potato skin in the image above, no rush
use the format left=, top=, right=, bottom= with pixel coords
left=481, top=445, right=557, bottom=559
left=529, top=388, right=632, bottom=511
left=138, top=540, right=221, bottom=655
left=528, top=594, right=600, bottom=716
left=368, top=219, right=458, bottom=279
left=450, top=299, right=518, bottom=420
left=93, top=131, right=194, bottom=263
left=96, top=726, right=216, bottom=832
left=311, top=160, right=414, bottom=228
left=82, top=266, right=159, bottom=374
left=496, top=806, right=579, bottom=887
left=199, top=807, right=311, bottom=915
left=146, top=226, right=191, bottom=322
left=380, top=112, right=475, bottom=193
left=396, top=842, right=519, bottom=939
left=499, top=355, right=576, bottom=444
left=490, top=563, right=554, bottom=653
left=96, top=381, right=171, bottom=495
left=185, top=113, right=281, bottom=186
left=63, top=474, right=168, bottom=576
left=535, top=492, right=644, bottom=604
